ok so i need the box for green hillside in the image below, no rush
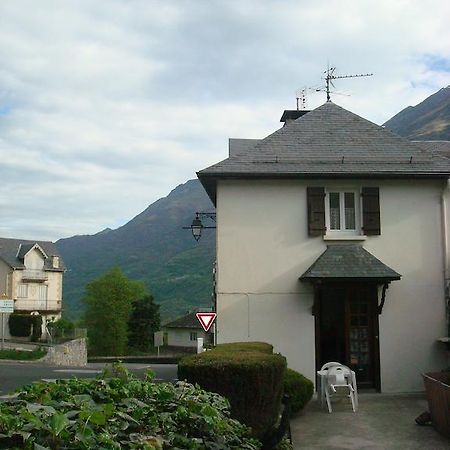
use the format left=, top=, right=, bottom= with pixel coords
left=56, top=179, right=215, bottom=322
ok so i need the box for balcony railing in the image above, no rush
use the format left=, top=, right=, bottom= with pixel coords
left=14, top=299, right=61, bottom=312
left=21, top=270, right=48, bottom=281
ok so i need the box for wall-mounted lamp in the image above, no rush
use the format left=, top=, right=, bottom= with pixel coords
left=183, top=212, right=216, bottom=242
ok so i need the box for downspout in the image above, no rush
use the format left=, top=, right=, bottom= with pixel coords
left=441, top=179, right=450, bottom=336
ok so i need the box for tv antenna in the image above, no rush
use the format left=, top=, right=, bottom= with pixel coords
left=295, top=86, right=322, bottom=110
left=295, top=87, right=308, bottom=110
left=320, top=65, right=373, bottom=101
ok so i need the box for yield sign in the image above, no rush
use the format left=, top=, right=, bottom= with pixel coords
left=196, top=312, right=217, bottom=332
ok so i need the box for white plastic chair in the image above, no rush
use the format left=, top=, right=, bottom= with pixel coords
left=318, top=362, right=342, bottom=407
left=324, top=365, right=357, bottom=413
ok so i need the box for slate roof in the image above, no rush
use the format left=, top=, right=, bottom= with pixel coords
left=0, top=237, right=65, bottom=271
left=300, top=244, right=401, bottom=281
left=163, top=311, right=209, bottom=330
left=198, top=102, right=450, bottom=202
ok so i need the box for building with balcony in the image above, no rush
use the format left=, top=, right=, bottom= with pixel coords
left=0, top=237, right=65, bottom=339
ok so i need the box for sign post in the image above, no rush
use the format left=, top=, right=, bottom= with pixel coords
left=196, top=312, right=217, bottom=333
left=154, top=331, right=164, bottom=357
left=0, top=297, right=14, bottom=351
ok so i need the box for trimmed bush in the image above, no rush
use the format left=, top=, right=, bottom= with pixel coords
left=283, top=368, right=314, bottom=414
left=8, top=314, right=32, bottom=337
left=30, top=315, right=42, bottom=342
left=214, top=341, right=274, bottom=354
left=178, top=343, right=286, bottom=440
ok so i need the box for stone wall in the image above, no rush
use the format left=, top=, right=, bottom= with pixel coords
left=42, top=338, right=87, bottom=366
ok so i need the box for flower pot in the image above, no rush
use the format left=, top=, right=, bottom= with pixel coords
left=422, top=371, right=450, bottom=437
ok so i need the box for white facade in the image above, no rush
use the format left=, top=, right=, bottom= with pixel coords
left=164, top=328, right=208, bottom=348
left=215, top=178, right=448, bottom=392
left=0, top=242, right=64, bottom=340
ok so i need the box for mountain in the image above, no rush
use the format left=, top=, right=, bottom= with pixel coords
left=383, top=86, right=450, bottom=140
left=56, top=179, right=215, bottom=322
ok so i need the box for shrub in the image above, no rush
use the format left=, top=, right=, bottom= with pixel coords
left=0, top=348, right=46, bottom=361
left=178, top=344, right=286, bottom=440
left=8, top=314, right=32, bottom=337
left=0, top=367, right=261, bottom=449
left=283, top=368, right=314, bottom=414
left=47, top=318, right=75, bottom=339
left=214, top=341, right=274, bottom=354
left=30, top=315, right=42, bottom=342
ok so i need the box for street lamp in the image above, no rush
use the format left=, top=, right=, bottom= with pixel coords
left=184, top=212, right=216, bottom=242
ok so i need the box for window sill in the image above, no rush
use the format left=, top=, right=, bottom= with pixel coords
left=323, top=234, right=367, bottom=241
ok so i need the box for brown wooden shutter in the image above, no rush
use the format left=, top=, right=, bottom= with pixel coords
left=307, top=187, right=326, bottom=236
left=362, top=187, right=381, bottom=235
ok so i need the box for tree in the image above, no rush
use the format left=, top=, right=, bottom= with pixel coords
left=128, top=295, right=161, bottom=352
left=82, top=268, right=146, bottom=356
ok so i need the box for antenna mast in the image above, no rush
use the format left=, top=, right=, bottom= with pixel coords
left=295, top=88, right=308, bottom=110
left=324, top=66, right=373, bottom=101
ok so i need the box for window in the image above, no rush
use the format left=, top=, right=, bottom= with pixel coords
left=18, top=284, right=28, bottom=298
left=39, top=285, right=48, bottom=301
left=307, top=186, right=380, bottom=237
left=190, top=332, right=198, bottom=341
left=327, top=191, right=358, bottom=232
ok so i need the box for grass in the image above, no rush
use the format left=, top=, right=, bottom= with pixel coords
left=0, top=348, right=46, bottom=360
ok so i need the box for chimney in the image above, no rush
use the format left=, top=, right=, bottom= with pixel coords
left=280, top=110, right=310, bottom=126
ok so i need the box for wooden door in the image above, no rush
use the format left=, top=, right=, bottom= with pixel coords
left=345, top=286, right=379, bottom=389
left=317, top=284, right=380, bottom=390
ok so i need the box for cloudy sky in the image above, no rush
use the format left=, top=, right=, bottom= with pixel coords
left=0, top=0, right=449, bottom=241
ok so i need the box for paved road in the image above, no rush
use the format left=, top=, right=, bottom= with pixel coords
left=0, top=362, right=178, bottom=397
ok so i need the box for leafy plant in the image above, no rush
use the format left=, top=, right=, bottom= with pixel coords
left=47, top=319, right=75, bottom=339
left=283, top=368, right=314, bottom=414
left=0, top=364, right=260, bottom=449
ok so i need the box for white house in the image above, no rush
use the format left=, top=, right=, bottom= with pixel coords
left=162, top=310, right=213, bottom=350
left=0, top=237, right=65, bottom=339
left=197, top=102, right=450, bottom=393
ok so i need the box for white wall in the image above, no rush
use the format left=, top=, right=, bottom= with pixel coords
left=215, top=178, right=447, bottom=392
left=165, top=328, right=207, bottom=347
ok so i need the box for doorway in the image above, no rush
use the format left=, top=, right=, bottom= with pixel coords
left=316, top=283, right=380, bottom=390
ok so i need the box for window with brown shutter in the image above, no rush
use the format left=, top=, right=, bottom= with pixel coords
left=361, top=187, right=381, bottom=235
left=307, top=187, right=326, bottom=236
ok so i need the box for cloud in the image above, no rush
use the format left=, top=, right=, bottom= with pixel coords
left=0, top=0, right=449, bottom=241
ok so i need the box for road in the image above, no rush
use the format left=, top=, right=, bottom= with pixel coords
left=0, top=362, right=178, bottom=397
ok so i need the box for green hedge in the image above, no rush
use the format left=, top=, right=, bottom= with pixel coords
left=31, top=315, right=42, bottom=342
left=213, top=341, right=274, bottom=354
left=283, top=368, right=314, bottom=414
left=8, top=314, right=32, bottom=337
left=178, top=342, right=286, bottom=440
left=8, top=314, right=42, bottom=340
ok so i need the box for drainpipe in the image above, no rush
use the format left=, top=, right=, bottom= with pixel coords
left=441, top=179, right=450, bottom=336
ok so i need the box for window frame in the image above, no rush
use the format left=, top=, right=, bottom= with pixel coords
left=189, top=331, right=198, bottom=342
left=17, top=283, right=28, bottom=298
left=325, top=188, right=362, bottom=236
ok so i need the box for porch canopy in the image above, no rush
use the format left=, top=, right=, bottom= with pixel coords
left=300, top=244, right=401, bottom=283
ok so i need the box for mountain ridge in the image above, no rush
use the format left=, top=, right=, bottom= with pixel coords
left=56, top=179, right=216, bottom=321
left=383, top=86, right=450, bottom=140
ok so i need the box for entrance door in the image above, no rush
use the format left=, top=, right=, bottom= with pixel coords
left=317, top=284, right=380, bottom=389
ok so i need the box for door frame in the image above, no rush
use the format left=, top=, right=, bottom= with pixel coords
left=314, top=282, right=381, bottom=391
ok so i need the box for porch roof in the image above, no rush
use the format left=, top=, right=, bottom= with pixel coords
left=300, top=244, right=401, bottom=282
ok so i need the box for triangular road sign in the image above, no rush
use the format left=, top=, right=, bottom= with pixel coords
left=196, top=312, right=217, bottom=332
